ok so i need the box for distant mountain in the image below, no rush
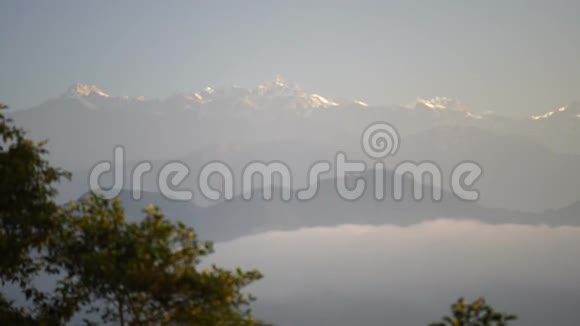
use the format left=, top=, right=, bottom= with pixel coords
left=396, top=125, right=580, bottom=211
left=523, top=102, right=580, bottom=153
left=53, top=77, right=348, bottom=112
left=530, top=102, right=580, bottom=121
left=107, top=171, right=565, bottom=243
left=56, top=123, right=580, bottom=213
left=65, top=82, right=111, bottom=99
left=9, top=77, right=580, bottom=213
left=549, top=200, right=580, bottom=224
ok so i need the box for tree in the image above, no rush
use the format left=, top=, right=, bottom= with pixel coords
left=0, top=103, right=70, bottom=323
left=48, top=195, right=263, bottom=325
left=430, top=297, right=517, bottom=326
left=0, top=104, right=264, bottom=325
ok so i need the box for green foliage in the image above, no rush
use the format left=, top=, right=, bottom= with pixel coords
left=430, top=297, right=517, bottom=326
left=0, top=103, right=70, bottom=324
left=0, top=103, right=69, bottom=276
left=49, top=195, right=263, bottom=325
left=0, top=104, right=264, bottom=325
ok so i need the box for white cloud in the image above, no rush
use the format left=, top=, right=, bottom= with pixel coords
left=208, top=220, right=580, bottom=325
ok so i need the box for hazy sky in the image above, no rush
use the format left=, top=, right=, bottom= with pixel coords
left=1, top=1, right=579, bottom=115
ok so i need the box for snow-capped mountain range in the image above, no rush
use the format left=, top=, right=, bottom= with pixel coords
left=530, top=103, right=580, bottom=121
left=58, top=76, right=579, bottom=125
left=62, top=76, right=352, bottom=111
left=13, top=75, right=578, bottom=163
left=62, top=77, right=459, bottom=114
left=7, top=76, right=580, bottom=213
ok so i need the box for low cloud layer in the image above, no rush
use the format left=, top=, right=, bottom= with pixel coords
left=209, top=219, right=580, bottom=325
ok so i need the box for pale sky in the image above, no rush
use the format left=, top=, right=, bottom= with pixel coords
left=1, top=0, right=579, bottom=116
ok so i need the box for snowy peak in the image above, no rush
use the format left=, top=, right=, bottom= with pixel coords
left=414, top=97, right=465, bottom=112
left=54, top=79, right=502, bottom=116
left=56, top=77, right=347, bottom=111
left=409, top=96, right=488, bottom=120
left=530, top=102, right=580, bottom=121
left=65, top=83, right=109, bottom=98
left=247, top=76, right=340, bottom=109
left=55, top=77, right=347, bottom=111
left=353, top=100, right=369, bottom=107
left=308, top=94, right=339, bottom=108
left=254, top=75, right=302, bottom=97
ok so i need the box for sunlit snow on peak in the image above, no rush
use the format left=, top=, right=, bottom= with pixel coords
left=255, top=75, right=301, bottom=96
left=466, top=112, right=483, bottom=119
left=309, top=94, right=339, bottom=107
left=273, top=74, right=286, bottom=87
left=66, top=83, right=109, bottom=98
left=415, top=96, right=465, bottom=112
left=529, top=104, right=580, bottom=121
left=353, top=100, right=369, bottom=107
left=531, top=111, right=555, bottom=120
